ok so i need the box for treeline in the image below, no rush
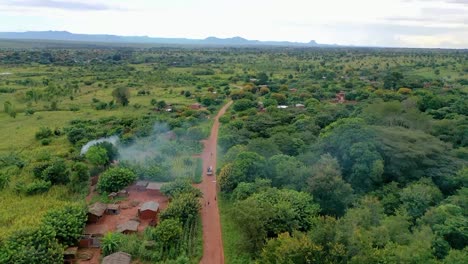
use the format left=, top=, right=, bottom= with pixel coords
left=218, top=68, right=467, bottom=263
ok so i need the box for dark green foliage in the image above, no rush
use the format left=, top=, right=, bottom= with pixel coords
left=97, top=167, right=136, bottom=193
left=66, top=127, right=88, bottom=145
left=39, top=158, right=70, bottom=184
left=233, top=99, right=256, bottom=112
left=150, top=219, right=183, bottom=252
left=161, top=179, right=202, bottom=199
left=307, top=154, right=354, bottom=217
left=24, top=180, right=52, bottom=195
left=160, top=192, right=201, bottom=224
left=85, top=146, right=109, bottom=166
left=35, top=127, right=52, bottom=140
left=112, top=87, right=130, bottom=106
left=42, top=205, right=87, bottom=246
left=218, top=152, right=266, bottom=192
left=400, top=178, right=443, bottom=220
left=1, top=225, right=63, bottom=264
left=233, top=188, right=319, bottom=253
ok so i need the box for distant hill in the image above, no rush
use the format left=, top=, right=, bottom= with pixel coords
left=0, top=31, right=331, bottom=47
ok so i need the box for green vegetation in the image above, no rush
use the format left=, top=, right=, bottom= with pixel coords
left=0, top=43, right=466, bottom=263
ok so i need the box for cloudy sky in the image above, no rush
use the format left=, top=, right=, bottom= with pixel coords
left=0, top=0, right=467, bottom=48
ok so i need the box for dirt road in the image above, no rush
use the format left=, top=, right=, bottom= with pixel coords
left=198, top=101, right=232, bottom=264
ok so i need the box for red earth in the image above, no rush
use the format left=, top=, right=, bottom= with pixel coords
left=197, top=101, right=232, bottom=264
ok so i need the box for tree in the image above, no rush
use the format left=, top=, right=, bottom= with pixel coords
left=233, top=99, right=255, bottom=112
left=232, top=178, right=271, bottom=201
left=218, top=152, right=266, bottom=192
left=95, top=142, right=119, bottom=162
left=40, top=158, right=70, bottom=185
left=420, top=204, right=467, bottom=250
left=160, top=179, right=202, bottom=199
left=97, top=167, right=136, bottom=193
left=307, top=154, right=354, bottom=217
left=400, top=178, right=443, bottom=220
left=268, top=154, right=307, bottom=189
left=260, top=232, right=323, bottom=264
left=150, top=219, right=183, bottom=251
left=112, top=87, right=130, bottom=106
left=2, top=225, right=63, bottom=264
left=42, top=205, right=87, bottom=246
left=234, top=188, right=319, bottom=249
left=160, top=192, right=201, bottom=224
left=85, top=146, right=109, bottom=167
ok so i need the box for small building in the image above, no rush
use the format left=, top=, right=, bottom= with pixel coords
left=190, top=103, right=202, bottom=109
left=87, top=202, right=107, bottom=223
left=116, top=220, right=140, bottom=234
left=289, top=88, right=298, bottom=93
left=138, top=201, right=159, bottom=220
left=106, top=204, right=120, bottom=215
left=277, top=105, right=288, bottom=109
left=102, top=252, right=132, bottom=264
left=136, top=181, right=149, bottom=191
left=117, top=189, right=129, bottom=198
left=80, top=225, right=108, bottom=248
left=295, top=104, right=305, bottom=108
left=146, top=182, right=163, bottom=192
left=63, top=247, right=78, bottom=264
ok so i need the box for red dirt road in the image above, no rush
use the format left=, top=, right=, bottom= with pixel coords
left=198, top=101, right=232, bottom=264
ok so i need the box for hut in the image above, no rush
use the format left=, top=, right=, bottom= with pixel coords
left=106, top=204, right=120, bottom=215
left=138, top=201, right=159, bottom=220
left=118, top=189, right=129, bottom=198
left=116, top=220, right=140, bottom=234
left=190, top=103, right=202, bottom=109
left=136, top=181, right=149, bottom=191
left=277, top=105, right=288, bottom=109
left=102, top=252, right=132, bottom=264
left=80, top=224, right=108, bottom=248
left=63, top=247, right=78, bottom=264
left=87, top=202, right=107, bottom=223
left=146, top=182, right=163, bottom=192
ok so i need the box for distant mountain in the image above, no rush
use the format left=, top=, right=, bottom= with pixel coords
left=0, top=31, right=331, bottom=47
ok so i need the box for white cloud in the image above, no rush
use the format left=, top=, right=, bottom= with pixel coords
left=0, top=0, right=467, bottom=48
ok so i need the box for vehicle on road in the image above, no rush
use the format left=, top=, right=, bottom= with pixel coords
left=207, top=166, right=213, bottom=176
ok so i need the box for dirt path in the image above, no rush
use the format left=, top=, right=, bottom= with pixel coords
left=198, top=101, right=232, bottom=264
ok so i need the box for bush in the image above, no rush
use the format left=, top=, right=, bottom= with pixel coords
left=42, top=205, right=87, bottom=246
left=24, top=180, right=52, bottom=195
left=35, top=127, right=53, bottom=140
left=25, top=108, right=35, bottom=116
left=97, top=167, right=136, bottom=193
left=41, top=138, right=51, bottom=145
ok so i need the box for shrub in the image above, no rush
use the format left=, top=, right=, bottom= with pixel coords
left=24, top=180, right=52, bottom=195
left=97, top=167, right=136, bottom=193
left=41, top=138, right=51, bottom=145
left=35, top=127, right=53, bottom=140
left=42, top=205, right=87, bottom=246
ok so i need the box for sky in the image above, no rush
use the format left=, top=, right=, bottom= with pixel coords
left=0, top=0, right=467, bottom=48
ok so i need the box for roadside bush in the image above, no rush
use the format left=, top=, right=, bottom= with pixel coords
left=97, top=167, right=136, bottom=193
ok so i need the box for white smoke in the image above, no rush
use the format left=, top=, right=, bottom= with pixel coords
left=80, top=135, right=119, bottom=155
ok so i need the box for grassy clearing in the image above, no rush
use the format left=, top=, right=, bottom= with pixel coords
left=219, top=195, right=253, bottom=264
